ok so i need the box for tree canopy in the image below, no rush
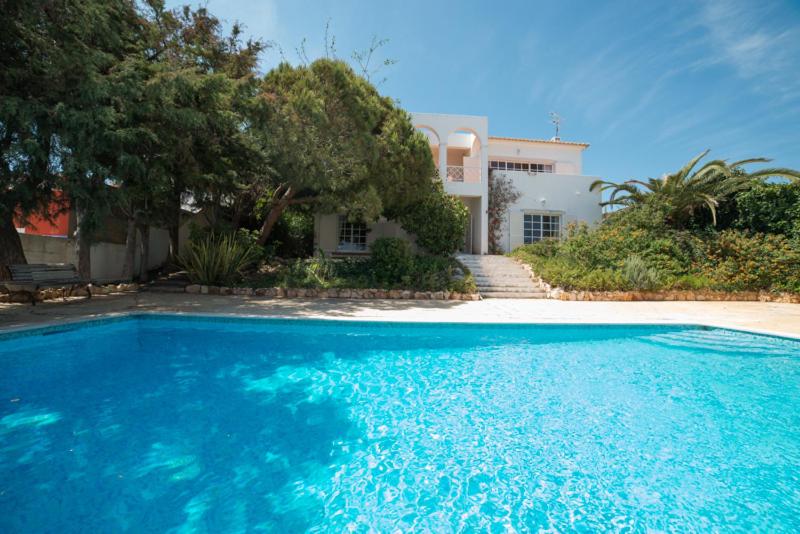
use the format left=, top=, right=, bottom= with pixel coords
left=248, top=58, right=435, bottom=245
left=0, top=0, right=266, bottom=276
left=1, top=1, right=459, bottom=280
left=0, top=0, right=142, bottom=272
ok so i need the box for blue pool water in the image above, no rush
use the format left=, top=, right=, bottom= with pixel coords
left=1, top=316, right=799, bottom=532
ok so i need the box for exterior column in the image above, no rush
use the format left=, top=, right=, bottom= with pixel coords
left=479, top=139, right=489, bottom=254
left=438, top=142, right=448, bottom=183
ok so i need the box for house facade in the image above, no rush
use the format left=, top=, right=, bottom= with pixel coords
left=314, top=112, right=602, bottom=255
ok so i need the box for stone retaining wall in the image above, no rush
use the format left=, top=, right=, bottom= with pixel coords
left=556, top=290, right=800, bottom=303
left=185, top=285, right=481, bottom=301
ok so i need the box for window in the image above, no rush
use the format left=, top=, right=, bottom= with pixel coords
left=523, top=214, right=561, bottom=243
left=489, top=160, right=553, bottom=173
left=337, top=216, right=368, bottom=252
left=530, top=163, right=554, bottom=173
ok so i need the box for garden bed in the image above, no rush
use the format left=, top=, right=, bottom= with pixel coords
left=514, top=260, right=800, bottom=303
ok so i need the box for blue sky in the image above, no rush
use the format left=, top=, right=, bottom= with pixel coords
left=167, top=0, right=800, bottom=182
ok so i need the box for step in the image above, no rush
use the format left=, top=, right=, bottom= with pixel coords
left=474, top=278, right=535, bottom=285
left=480, top=291, right=548, bottom=299
left=472, top=271, right=530, bottom=279
left=460, top=261, right=517, bottom=266
left=477, top=286, right=544, bottom=293
left=472, top=273, right=531, bottom=281
left=475, top=278, right=537, bottom=285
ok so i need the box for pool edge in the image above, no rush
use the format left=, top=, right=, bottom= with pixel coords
left=1, top=310, right=799, bottom=342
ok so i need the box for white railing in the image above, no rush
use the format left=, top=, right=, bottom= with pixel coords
left=446, top=165, right=481, bottom=183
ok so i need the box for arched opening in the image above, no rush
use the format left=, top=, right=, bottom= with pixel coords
left=414, top=125, right=440, bottom=171
left=445, top=128, right=482, bottom=183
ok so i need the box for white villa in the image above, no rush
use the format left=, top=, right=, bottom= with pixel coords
left=314, top=112, right=602, bottom=255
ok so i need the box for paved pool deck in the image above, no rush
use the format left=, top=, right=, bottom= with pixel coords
left=1, top=292, right=799, bottom=339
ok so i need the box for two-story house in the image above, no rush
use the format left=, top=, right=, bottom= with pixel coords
left=314, top=112, right=602, bottom=255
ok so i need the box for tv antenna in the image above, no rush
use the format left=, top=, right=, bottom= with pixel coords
left=549, top=112, right=562, bottom=140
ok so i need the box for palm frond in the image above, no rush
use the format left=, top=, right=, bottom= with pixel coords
left=730, top=157, right=771, bottom=167
left=747, top=167, right=800, bottom=182
left=589, top=179, right=617, bottom=192
left=675, top=149, right=711, bottom=180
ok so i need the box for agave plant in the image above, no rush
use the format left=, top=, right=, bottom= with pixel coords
left=590, top=150, right=800, bottom=227
left=178, top=233, right=261, bottom=286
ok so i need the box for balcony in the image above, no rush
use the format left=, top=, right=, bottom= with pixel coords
left=446, top=165, right=481, bottom=183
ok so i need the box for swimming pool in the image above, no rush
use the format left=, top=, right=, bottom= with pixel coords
left=1, top=315, right=799, bottom=531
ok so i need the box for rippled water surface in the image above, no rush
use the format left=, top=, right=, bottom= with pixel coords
left=1, top=316, right=800, bottom=532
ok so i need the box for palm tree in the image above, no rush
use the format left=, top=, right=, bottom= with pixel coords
left=590, top=150, right=800, bottom=227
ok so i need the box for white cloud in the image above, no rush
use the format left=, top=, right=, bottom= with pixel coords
left=697, top=0, right=800, bottom=107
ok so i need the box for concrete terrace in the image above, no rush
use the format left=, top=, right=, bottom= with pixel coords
left=1, top=293, right=799, bottom=339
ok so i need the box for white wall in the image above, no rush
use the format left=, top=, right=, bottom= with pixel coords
left=20, top=227, right=171, bottom=283
left=314, top=214, right=419, bottom=256
left=498, top=171, right=602, bottom=252
left=488, top=138, right=585, bottom=175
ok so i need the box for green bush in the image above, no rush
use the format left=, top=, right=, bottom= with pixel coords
left=699, top=230, right=800, bottom=292
left=621, top=255, right=661, bottom=290
left=511, top=199, right=800, bottom=294
left=239, top=253, right=476, bottom=293
left=179, top=234, right=261, bottom=286
left=400, top=181, right=468, bottom=255
left=667, top=274, right=714, bottom=290
left=408, top=255, right=453, bottom=291
left=516, top=239, right=560, bottom=258
left=267, top=207, right=315, bottom=258
left=734, top=182, right=800, bottom=238
left=370, top=237, right=414, bottom=284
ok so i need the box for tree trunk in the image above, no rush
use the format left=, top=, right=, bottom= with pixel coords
left=231, top=199, right=245, bottom=230
left=121, top=216, right=137, bottom=281
left=74, top=206, right=92, bottom=281
left=138, top=223, right=150, bottom=283
left=0, top=213, right=26, bottom=279
left=256, top=186, right=294, bottom=246
left=75, top=228, right=92, bottom=281
left=167, top=195, right=181, bottom=263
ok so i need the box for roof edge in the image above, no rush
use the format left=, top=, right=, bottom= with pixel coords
left=489, top=135, right=590, bottom=148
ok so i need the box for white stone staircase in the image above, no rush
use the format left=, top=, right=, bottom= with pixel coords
left=456, top=254, right=547, bottom=299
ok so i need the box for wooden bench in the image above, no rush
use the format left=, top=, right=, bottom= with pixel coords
left=3, top=264, right=92, bottom=305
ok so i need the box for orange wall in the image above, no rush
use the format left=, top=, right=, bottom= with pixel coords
left=14, top=192, right=71, bottom=237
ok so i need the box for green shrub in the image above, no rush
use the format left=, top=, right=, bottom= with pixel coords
left=621, top=255, right=661, bottom=290
left=408, top=255, right=453, bottom=291
left=699, top=230, right=800, bottom=292
left=306, top=250, right=334, bottom=285
left=268, top=207, right=315, bottom=258
left=516, top=239, right=560, bottom=258
left=734, top=182, right=800, bottom=238
left=511, top=203, right=800, bottom=294
left=400, top=181, right=468, bottom=255
left=238, top=253, right=475, bottom=293
left=370, top=237, right=414, bottom=284
left=179, top=234, right=261, bottom=286
left=668, top=274, right=714, bottom=290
